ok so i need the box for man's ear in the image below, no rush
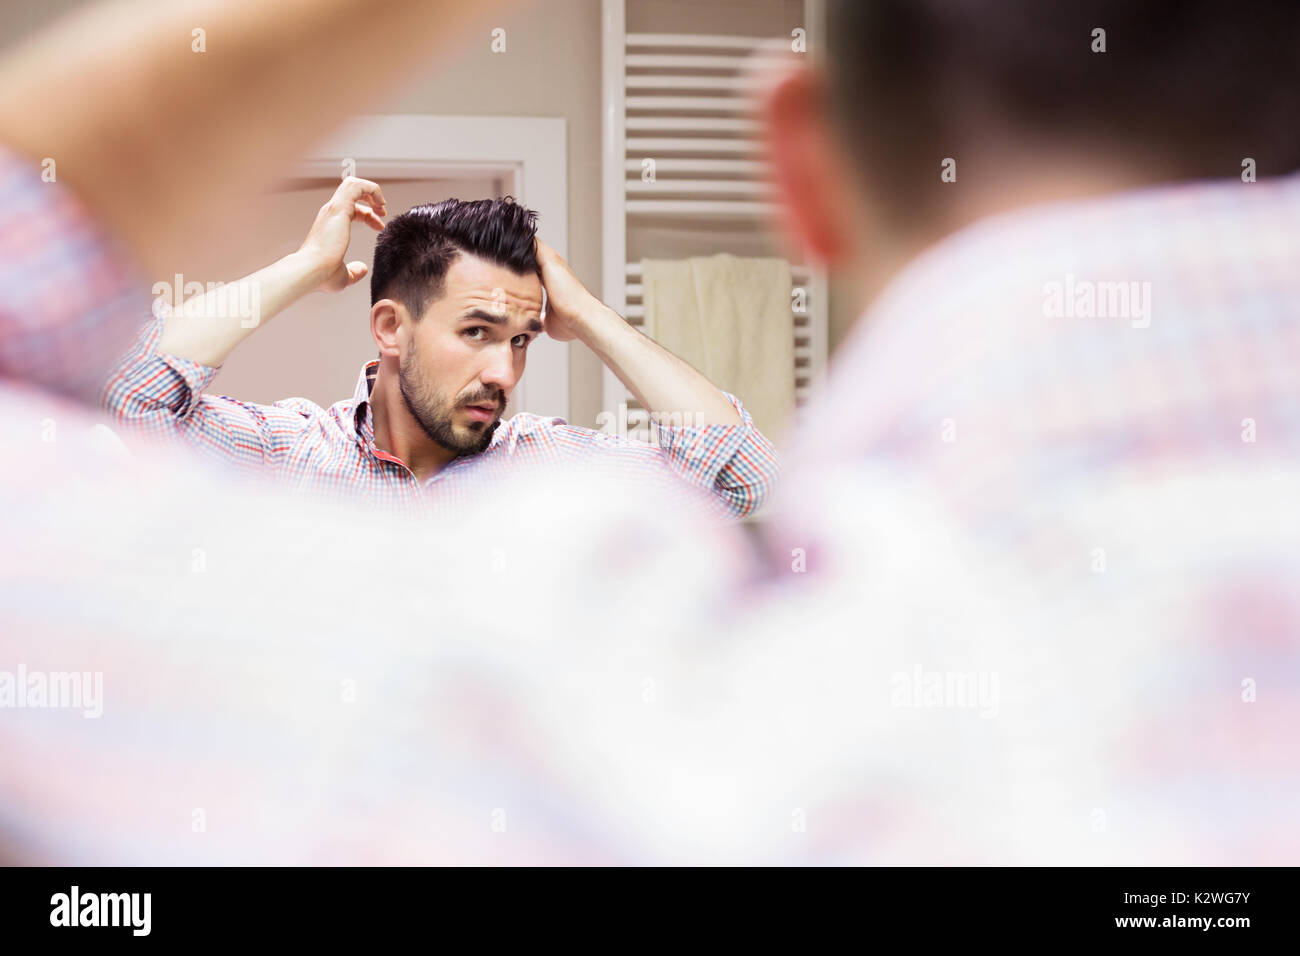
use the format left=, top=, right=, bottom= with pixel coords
left=763, top=65, right=858, bottom=267
left=370, top=299, right=404, bottom=357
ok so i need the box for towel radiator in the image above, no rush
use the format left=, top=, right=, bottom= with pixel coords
left=600, top=0, right=829, bottom=438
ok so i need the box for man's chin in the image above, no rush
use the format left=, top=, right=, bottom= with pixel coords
left=453, top=420, right=497, bottom=455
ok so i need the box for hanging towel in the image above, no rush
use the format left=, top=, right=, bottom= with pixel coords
left=641, top=254, right=793, bottom=436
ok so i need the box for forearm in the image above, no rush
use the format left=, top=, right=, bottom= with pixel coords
left=0, top=0, right=496, bottom=278
left=578, top=305, right=742, bottom=427
left=158, top=252, right=326, bottom=368
left=102, top=317, right=289, bottom=472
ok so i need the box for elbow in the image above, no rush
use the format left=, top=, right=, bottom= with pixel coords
left=723, top=448, right=780, bottom=519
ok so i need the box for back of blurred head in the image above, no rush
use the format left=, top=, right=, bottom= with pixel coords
left=767, top=0, right=1300, bottom=306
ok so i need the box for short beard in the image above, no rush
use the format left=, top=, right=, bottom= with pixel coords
left=398, top=345, right=499, bottom=457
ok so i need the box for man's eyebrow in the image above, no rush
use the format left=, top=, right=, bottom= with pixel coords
left=460, top=309, right=543, bottom=333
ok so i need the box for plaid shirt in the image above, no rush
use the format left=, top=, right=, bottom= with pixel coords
left=102, top=315, right=778, bottom=519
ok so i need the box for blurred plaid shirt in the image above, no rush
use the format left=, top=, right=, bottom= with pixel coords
left=101, top=314, right=778, bottom=518
left=0, top=150, right=140, bottom=403
left=770, top=171, right=1300, bottom=556
left=751, top=170, right=1300, bottom=862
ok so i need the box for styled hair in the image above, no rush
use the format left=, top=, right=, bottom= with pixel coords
left=370, top=197, right=540, bottom=319
left=824, top=0, right=1300, bottom=215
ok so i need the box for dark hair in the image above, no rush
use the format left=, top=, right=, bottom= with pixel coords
left=370, top=197, right=539, bottom=319
left=825, top=0, right=1300, bottom=216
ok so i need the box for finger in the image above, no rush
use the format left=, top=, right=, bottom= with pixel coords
left=335, top=177, right=387, bottom=215
left=536, top=238, right=564, bottom=269
left=334, top=176, right=379, bottom=204
left=354, top=179, right=387, bottom=215
left=345, top=261, right=368, bottom=285
left=354, top=203, right=385, bottom=231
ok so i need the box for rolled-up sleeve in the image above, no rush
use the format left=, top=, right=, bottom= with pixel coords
left=101, top=311, right=310, bottom=472
left=650, top=391, right=779, bottom=518
left=104, top=312, right=219, bottom=417
left=531, top=391, right=779, bottom=519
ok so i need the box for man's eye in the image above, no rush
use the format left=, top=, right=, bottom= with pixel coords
left=512, top=334, right=530, bottom=349
left=463, top=327, right=486, bottom=341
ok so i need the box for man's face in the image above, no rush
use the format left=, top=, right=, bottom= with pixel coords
left=398, top=252, right=544, bottom=456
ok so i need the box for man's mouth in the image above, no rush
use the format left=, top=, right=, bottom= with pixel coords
left=462, top=403, right=497, bottom=423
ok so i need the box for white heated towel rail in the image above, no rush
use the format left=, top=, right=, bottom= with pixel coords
left=601, top=0, right=829, bottom=427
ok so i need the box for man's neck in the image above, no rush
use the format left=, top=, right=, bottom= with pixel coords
left=368, top=366, right=458, bottom=483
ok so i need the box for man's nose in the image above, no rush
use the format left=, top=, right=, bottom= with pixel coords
left=478, top=344, right=517, bottom=397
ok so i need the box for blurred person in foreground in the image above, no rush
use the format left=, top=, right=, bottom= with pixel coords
left=2, top=0, right=1299, bottom=865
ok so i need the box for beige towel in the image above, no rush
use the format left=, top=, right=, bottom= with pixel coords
left=641, top=254, right=793, bottom=436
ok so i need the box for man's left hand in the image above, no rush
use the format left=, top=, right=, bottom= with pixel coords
left=535, top=237, right=607, bottom=342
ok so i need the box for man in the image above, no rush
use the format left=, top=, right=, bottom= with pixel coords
left=102, top=179, right=777, bottom=517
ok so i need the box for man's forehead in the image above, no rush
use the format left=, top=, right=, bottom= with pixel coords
left=444, top=253, right=543, bottom=316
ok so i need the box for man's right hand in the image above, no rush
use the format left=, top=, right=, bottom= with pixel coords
left=157, top=178, right=390, bottom=369
left=297, top=177, right=389, bottom=293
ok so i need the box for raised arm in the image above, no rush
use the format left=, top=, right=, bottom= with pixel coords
left=533, top=238, right=779, bottom=517
left=536, top=239, right=743, bottom=427
left=0, top=0, right=496, bottom=281
left=0, top=0, right=502, bottom=406
left=159, top=177, right=387, bottom=367
left=102, top=178, right=388, bottom=468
